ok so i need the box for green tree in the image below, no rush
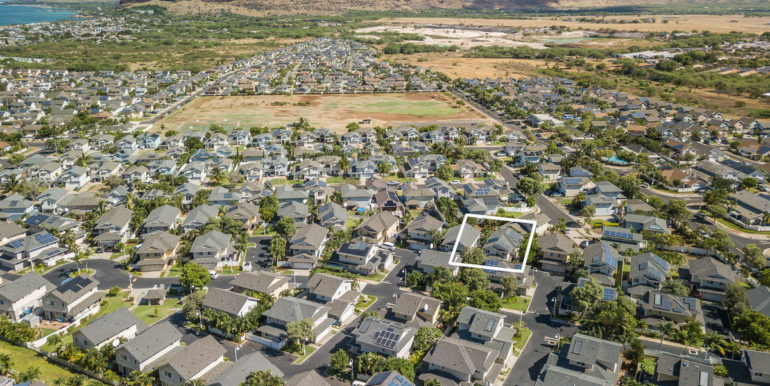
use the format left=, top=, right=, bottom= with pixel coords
left=269, top=237, right=286, bottom=266
left=572, top=277, right=603, bottom=317
left=743, top=244, right=765, bottom=271
left=286, top=319, right=314, bottom=354
left=675, top=321, right=706, bottom=347
left=179, top=263, right=210, bottom=292
left=660, top=279, right=690, bottom=296
left=413, top=326, right=443, bottom=352
left=460, top=247, right=486, bottom=265
left=16, top=366, right=41, bottom=383
left=469, top=289, right=501, bottom=312
left=258, top=195, right=278, bottom=224
left=0, top=353, right=12, bottom=375
left=406, top=270, right=424, bottom=289
left=579, top=205, right=596, bottom=220
left=436, top=164, right=454, bottom=181
left=501, top=276, right=519, bottom=299
left=385, top=357, right=415, bottom=381
left=625, top=338, right=645, bottom=375
left=274, top=217, right=296, bottom=238
left=329, top=349, right=349, bottom=376
left=516, top=177, right=542, bottom=196
left=663, top=199, right=689, bottom=225
left=459, top=268, right=489, bottom=291
left=241, top=370, right=285, bottom=386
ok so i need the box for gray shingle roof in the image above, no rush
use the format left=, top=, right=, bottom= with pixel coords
left=423, top=337, right=496, bottom=376
left=209, top=352, right=283, bottom=386
left=307, top=273, right=349, bottom=299
left=229, top=271, right=289, bottom=295
left=117, top=321, right=182, bottom=364
left=263, top=296, right=329, bottom=324
left=0, top=273, right=54, bottom=303
left=162, top=335, right=226, bottom=380
left=77, top=307, right=145, bottom=346
left=48, top=274, right=99, bottom=304
left=202, top=288, right=255, bottom=316
left=354, top=317, right=416, bottom=353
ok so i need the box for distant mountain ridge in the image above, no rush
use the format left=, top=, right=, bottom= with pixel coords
left=116, top=0, right=760, bottom=14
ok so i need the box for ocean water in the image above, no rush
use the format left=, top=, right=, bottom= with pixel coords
left=0, top=4, right=76, bottom=26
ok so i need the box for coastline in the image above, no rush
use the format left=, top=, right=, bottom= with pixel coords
left=0, top=2, right=79, bottom=25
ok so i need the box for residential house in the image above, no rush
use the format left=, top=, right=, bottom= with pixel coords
left=141, top=205, right=180, bottom=233
left=601, top=226, right=647, bottom=252
left=226, top=202, right=261, bottom=230
left=392, top=293, right=442, bottom=325
left=354, top=317, right=416, bottom=359
left=73, top=308, right=146, bottom=350
left=115, top=321, right=183, bottom=376
left=288, top=224, right=329, bottom=268
left=202, top=288, right=259, bottom=319
left=136, top=231, right=181, bottom=272
left=538, top=233, right=575, bottom=275
left=354, top=212, right=399, bottom=244
left=403, top=215, right=443, bottom=251
left=182, top=204, right=220, bottom=233
left=190, top=231, right=236, bottom=270
left=0, top=231, right=65, bottom=271
left=482, top=226, right=523, bottom=261
left=421, top=337, right=496, bottom=384
left=256, top=297, right=334, bottom=349
left=317, top=202, right=346, bottom=230
left=655, top=352, right=719, bottom=386
left=440, top=225, right=481, bottom=253
left=583, top=242, right=619, bottom=287
left=624, top=214, right=670, bottom=234
left=688, top=257, right=736, bottom=302
left=230, top=271, right=290, bottom=298
left=0, top=273, right=54, bottom=321
left=0, top=193, right=35, bottom=220
left=536, top=333, right=622, bottom=386
left=41, top=274, right=102, bottom=322
left=742, top=350, right=770, bottom=384
left=640, top=291, right=704, bottom=326
left=628, top=253, right=670, bottom=298
left=746, top=286, right=770, bottom=318
left=157, top=336, right=227, bottom=386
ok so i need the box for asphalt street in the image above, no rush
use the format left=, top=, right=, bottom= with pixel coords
left=503, top=271, right=577, bottom=386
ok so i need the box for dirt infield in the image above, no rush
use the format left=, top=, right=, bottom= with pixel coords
left=382, top=15, right=770, bottom=34
left=158, top=93, right=494, bottom=133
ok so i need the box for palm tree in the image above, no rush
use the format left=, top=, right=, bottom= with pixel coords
left=0, top=353, right=12, bottom=375
left=3, top=174, right=19, bottom=193
left=74, top=153, right=91, bottom=168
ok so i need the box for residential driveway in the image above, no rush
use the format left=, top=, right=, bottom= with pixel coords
left=701, top=302, right=730, bottom=335
left=246, top=236, right=273, bottom=270
left=504, top=271, right=577, bottom=386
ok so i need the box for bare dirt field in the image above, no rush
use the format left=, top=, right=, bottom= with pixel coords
left=389, top=53, right=544, bottom=79
left=158, top=93, right=494, bottom=133
left=380, top=15, right=770, bottom=34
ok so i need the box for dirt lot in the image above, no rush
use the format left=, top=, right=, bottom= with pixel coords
left=158, top=92, right=494, bottom=133
left=389, top=53, right=544, bottom=79
left=381, top=15, right=770, bottom=34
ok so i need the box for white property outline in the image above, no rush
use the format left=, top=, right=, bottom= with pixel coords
left=448, top=213, right=536, bottom=273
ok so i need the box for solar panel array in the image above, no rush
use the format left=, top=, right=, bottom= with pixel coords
left=34, top=233, right=58, bottom=245
left=651, top=254, right=670, bottom=271
left=602, top=288, right=615, bottom=301
left=604, top=229, right=634, bottom=240
left=373, top=327, right=401, bottom=350
left=8, top=239, right=24, bottom=248
left=26, top=213, right=47, bottom=226
left=602, top=244, right=618, bottom=267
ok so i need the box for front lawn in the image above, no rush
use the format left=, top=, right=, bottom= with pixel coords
left=132, top=298, right=182, bottom=326
left=0, top=340, right=81, bottom=384
left=356, top=295, right=376, bottom=310
left=69, top=268, right=95, bottom=278
left=284, top=343, right=317, bottom=364
left=501, top=296, right=530, bottom=312
left=221, top=266, right=241, bottom=275
left=716, top=218, right=770, bottom=235
left=513, top=327, right=532, bottom=354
